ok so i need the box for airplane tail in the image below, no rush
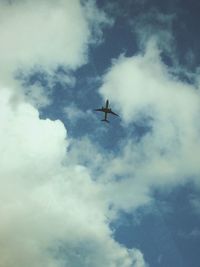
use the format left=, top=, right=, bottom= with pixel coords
left=101, top=119, right=109, bottom=123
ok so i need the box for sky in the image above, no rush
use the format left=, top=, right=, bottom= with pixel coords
left=0, top=0, right=200, bottom=266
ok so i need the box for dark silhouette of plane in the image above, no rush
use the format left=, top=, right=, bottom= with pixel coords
left=94, top=99, right=119, bottom=123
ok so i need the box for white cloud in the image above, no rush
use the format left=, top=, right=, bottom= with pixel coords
left=0, top=87, right=147, bottom=267
left=0, top=0, right=105, bottom=71
left=0, top=1, right=149, bottom=266
left=0, top=0, right=111, bottom=105
left=98, top=39, right=200, bottom=212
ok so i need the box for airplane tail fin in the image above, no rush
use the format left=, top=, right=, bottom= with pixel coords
left=101, top=119, right=109, bottom=123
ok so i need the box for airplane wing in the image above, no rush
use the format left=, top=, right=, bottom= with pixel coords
left=110, top=110, right=119, bottom=116
left=94, top=108, right=104, bottom=112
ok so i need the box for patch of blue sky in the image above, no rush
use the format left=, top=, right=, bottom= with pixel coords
left=97, top=0, right=200, bottom=80
left=112, top=182, right=200, bottom=267
left=112, top=210, right=185, bottom=267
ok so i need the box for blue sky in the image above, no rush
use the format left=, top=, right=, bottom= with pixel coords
left=0, top=1, right=200, bottom=267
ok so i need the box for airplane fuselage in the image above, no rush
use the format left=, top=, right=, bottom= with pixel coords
left=102, top=107, right=111, bottom=113
left=102, top=100, right=110, bottom=113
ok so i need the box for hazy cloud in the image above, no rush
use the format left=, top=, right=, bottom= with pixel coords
left=130, top=7, right=176, bottom=54
left=63, top=103, right=95, bottom=124
left=179, top=229, right=200, bottom=239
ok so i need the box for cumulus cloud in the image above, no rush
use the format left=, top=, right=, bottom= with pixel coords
left=0, top=1, right=149, bottom=266
left=0, top=0, right=111, bottom=106
left=0, top=88, right=147, bottom=267
left=98, top=39, right=200, bottom=211
left=1, top=0, right=108, bottom=70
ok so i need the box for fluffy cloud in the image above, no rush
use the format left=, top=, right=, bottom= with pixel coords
left=1, top=0, right=108, bottom=70
left=0, top=0, right=111, bottom=105
left=98, top=39, right=200, bottom=211
left=0, top=1, right=149, bottom=266
left=0, top=87, right=147, bottom=267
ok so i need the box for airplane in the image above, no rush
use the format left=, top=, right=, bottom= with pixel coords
left=94, top=99, right=119, bottom=123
